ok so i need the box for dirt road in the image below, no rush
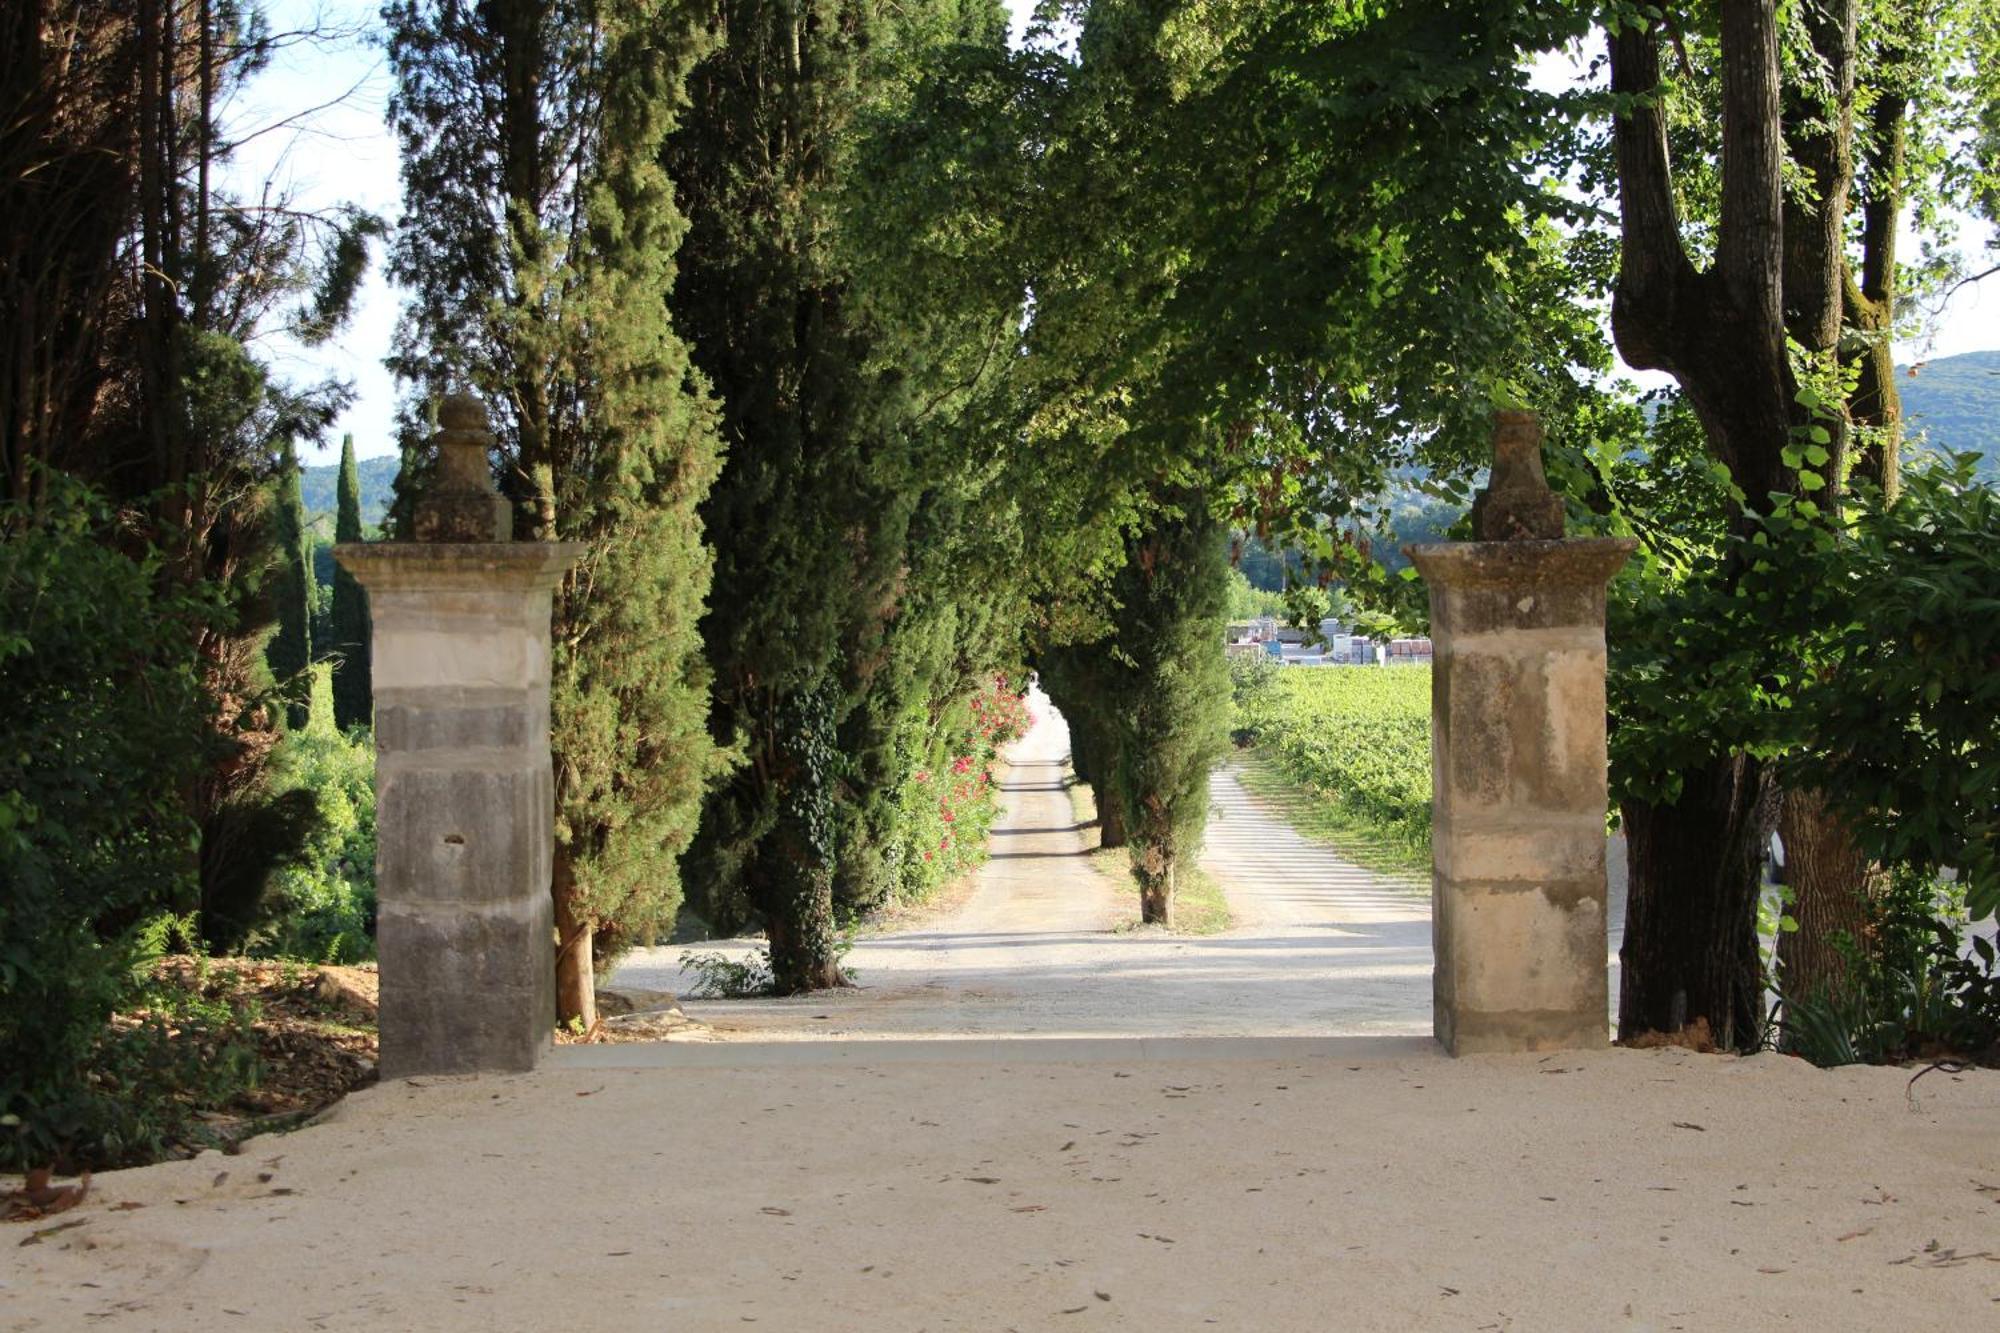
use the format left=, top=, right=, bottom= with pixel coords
left=612, top=691, right=1443, bottom=1038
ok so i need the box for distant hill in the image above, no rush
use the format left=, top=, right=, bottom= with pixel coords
left=301, top=454, right=399, bottom=532
left=1899, top=348, right=2000, bottom=480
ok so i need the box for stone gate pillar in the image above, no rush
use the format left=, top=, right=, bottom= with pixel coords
left=1407, top=411, right=1634, bottom=1055
left=336, top=394, right=583, bottom=1078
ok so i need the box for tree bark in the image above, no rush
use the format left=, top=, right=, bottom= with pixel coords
left=552, top=848, right=596, bottom=1029
left=1776, top=786, right=1878, bottom=1005
left=1781, top=0, right=1857, bottom=483
left=1607, top=4, right=1794, bottom=1049
left=1136, top=858, right=1173, bottom=927
left=1617, top=756, right=1775, bottom=1049
left=1097, top=784, right=1128, bottom=849
left=1843, top=13, right=1914, bottom=498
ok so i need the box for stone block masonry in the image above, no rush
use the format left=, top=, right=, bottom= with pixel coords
left=1409, top=538, right=1633, bottom=1055
left=336, top=543, right=582, bottom=1077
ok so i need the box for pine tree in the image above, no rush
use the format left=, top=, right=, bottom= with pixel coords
left=267, top=439, right=315, bottom=730
left=330, top=434, right=372, bottom=731
left=387, top=0, right=726, bottom=1025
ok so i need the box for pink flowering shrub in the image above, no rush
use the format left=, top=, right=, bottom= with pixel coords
left=891, top=674, right=1030, bottom=901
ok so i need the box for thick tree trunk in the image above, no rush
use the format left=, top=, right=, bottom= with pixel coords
left=1607, top=6, right=1795, bottom=1048
left=1618, top=755, right=1774, bottom=1050
left=766, top=877, right=846, bottom=994
left=552, top=849, right=596, bottom=1030
left=1775, top=786, right=1878, bottom=1006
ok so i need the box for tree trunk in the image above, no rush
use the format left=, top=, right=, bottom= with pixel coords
left=1098, top=786, right=1128, bottom=849
left=1136, top=859, right=1173, bottom=927
left=552, top=849, right=596, bottom=1030
left=1606, top=5, right=1800, bottom=1048
left=766, top=875, right=846, bottom=994
left=1843, top=14, right=1913, bottom=498
left=1617, top=755, right=1774, bottom=1050
left=1776, top=786, right=1879, bottom=1005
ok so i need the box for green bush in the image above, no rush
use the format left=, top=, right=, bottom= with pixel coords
left=0, top=480, right=214, bottom=1170
left=74, top=952, right=267, bottom=1169
left=1780, top=872, right=2000, bottom=1067
left=1233, top=665, right=1433, bottom=865
left=249, top=665, right=377, bottom=964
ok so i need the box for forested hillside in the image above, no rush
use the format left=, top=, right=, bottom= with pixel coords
left=301, top=454, right=399, bottom=528
left=1902, top=349, right=2000, bottom=478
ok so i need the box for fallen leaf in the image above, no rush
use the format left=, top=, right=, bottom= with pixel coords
left=1671, top=1122, right=1706, bottom=1132
left=965, top=1177, right=1002, bottom=1185
left=760, top=1207, right=792, bottom=1217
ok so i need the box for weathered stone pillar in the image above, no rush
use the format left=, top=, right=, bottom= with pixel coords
left=1408, top=411, right=1634, bottom=1055
left=337, top=395, right=582, bottom=1078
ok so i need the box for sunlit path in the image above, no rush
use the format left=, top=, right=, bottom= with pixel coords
left=609, top=693, right=1543, bottom=1039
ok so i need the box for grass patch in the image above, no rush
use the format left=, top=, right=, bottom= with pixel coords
left=1232, top=746, right=1429, bottom=885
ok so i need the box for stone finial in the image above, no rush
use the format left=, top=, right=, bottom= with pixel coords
left=1469, top=409, right=1564, bottom=542
left=412, top=391, right=513, bottom=543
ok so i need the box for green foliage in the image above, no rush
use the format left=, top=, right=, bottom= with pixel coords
left=1785, top=457, right=2000, bottom=921
left=1107, top=502, right=1232, bottom=921
left=673, top=0, right=1021, bottom=984
left=1780, top=872, right=2000, bottom=1067
left=53, top=964, right=268, bottom=1171
left=300, top=452, right=400, bottom=528
left=266, top=440, right=315, bottom=730
left=387, top=0, right=729, bottom=986
left=1224, top=568, right=1285, bottom=622
left=329, top=435, right=372, bottom=732
left=1233, top=664, right=1434, bottom=871
left=0, top=481, right=214, bottom=1170
left=1226, top=652, right=1281, bottom=733
left=677, top=947, right=775, bottom=999
left=249, top=668, right=377, bottom=964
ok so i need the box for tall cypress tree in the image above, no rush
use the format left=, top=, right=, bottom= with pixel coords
left=330, top=433, right=371, bottom=731
left=387, top=0, right=726, bottom=1025
left=1108, top=495, right=1230, bottom=927
left=668, top=0, right=1011, bottom=992
left=267, top=439, right=314, bottom=730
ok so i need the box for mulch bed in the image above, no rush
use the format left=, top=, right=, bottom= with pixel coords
left=136, top=958, right=379, bottom=1149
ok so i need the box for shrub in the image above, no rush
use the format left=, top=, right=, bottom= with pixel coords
left=1779, top=871, right=2000, bottom=1067
left=0, top=480, right=214, bottom=1170
left=249, top=665, right=377, bottom=964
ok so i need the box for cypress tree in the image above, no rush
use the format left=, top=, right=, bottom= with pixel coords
left=267, top=439, right=314, bottom=730
left=1107, top=495, right=1231, bottom=927
left=668, top=0, right=1007, bottom=992
left=387, top=0, right=726, bottom=1025
left=330, top=434, right=372, bottom=731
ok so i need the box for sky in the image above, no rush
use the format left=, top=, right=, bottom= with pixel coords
left=234, top=0, right=1996, bottom=464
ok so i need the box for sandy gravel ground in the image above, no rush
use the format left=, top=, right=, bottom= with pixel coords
left=612, top=691, right=1621, bottom=1038
left=4, top=1041, right=1995, bottom=1331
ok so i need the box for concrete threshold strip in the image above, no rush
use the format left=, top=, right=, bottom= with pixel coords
left=549, top=1033, right=1441, bottom=1070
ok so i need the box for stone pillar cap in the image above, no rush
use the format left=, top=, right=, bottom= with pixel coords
left=1404, top=537, right=1636, bottom=589
left=335, top=541, right=586, bottom=593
